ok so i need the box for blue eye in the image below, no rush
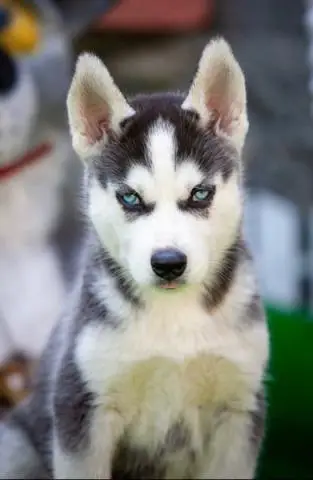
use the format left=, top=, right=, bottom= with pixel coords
left=192, top=189, right=210, bottom=202
left=187, top=186, right=216, bottom=208
left=117, top=192, right=142, bottom=208
left=121, top=193, right=140, bottom=206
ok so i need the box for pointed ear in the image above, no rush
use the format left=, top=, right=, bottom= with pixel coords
left=182, top=38, right=248, bottom=152
left=67, top=53, right=135, bottom=161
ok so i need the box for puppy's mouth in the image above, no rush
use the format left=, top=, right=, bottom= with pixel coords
left=159, top=282, right=179, bottom=290
left=156, top=279, right=186, bottom=290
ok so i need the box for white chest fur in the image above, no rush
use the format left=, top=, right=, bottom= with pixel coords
left=75, top=280, right=268, bottom=460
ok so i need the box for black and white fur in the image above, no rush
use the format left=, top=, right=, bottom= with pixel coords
left=0, top=38, right=269, bottom=479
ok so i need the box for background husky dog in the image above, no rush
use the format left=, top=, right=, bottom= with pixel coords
left=0, top=37, right=269, bottom=479
left=0, top=46, right=67, bottom=365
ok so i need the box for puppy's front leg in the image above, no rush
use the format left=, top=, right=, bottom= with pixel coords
left=53, top=410, right=124, bottom=479
left=197, top=399, right=265, bottom=479
left=52, top=347, right=125, bottom=479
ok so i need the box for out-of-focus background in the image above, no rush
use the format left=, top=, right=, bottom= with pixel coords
left=0, top=0, right=312, bottom=477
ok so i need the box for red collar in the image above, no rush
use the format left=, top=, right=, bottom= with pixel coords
left=0, top=142, right=53, bottom=181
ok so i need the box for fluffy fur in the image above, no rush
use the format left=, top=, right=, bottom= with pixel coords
left=0, top=37, right=269, bottom=479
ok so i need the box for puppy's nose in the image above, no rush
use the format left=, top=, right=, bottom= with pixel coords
left=151, top=248, right=187, bottom=281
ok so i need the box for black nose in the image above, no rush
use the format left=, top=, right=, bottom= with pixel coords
left=151, top=248, right=187, bottom=281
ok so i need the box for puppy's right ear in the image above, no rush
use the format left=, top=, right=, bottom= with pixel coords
left=67, top=53, right=134, bottom=161
left=182, top=38, right=248, bottom=153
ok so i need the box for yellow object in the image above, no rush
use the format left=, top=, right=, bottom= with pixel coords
left=0, top=1, right=40, bottom=54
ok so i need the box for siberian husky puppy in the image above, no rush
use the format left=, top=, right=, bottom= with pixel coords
left=0, top=38, right=269, bottom=479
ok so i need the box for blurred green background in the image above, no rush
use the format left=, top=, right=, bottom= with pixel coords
left=259, top=307, right=313, bottom=479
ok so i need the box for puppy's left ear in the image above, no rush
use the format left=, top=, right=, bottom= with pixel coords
left=182, top=38, right=248, bottom=153
left=67, top=53, right=134, bottom=161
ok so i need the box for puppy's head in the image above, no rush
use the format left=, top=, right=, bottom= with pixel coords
left=67, top=38, right=248, bottom=291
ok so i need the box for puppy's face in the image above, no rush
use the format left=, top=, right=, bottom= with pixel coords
left=67, top=39, right=248, bottom=290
